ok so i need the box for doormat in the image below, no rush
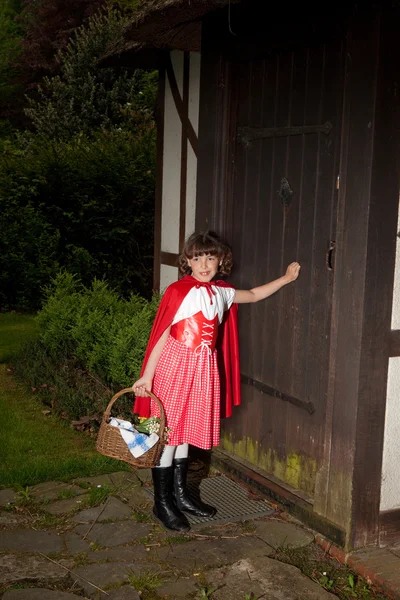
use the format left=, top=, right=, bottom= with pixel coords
left=146, top=474, right=274, bottom=527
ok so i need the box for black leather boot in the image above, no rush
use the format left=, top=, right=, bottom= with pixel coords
left=152, top=467, right=190, bottom=532
left=173, top=458, right=217, bottom=518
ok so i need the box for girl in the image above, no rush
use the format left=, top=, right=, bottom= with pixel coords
left=133, top=231, right=300, bottom=532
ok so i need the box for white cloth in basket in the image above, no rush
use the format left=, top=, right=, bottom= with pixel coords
left=109, top=418, right=159, bottom=458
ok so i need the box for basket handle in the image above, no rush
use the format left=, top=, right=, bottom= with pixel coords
left=102, top=388, right=166, bottom=435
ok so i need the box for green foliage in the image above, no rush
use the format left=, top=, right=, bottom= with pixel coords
left=24, top=10, right=157, bottom=139
left=0, top=194, right=60, bottom=308
left=0, top=8, right=157, bottom=309
left=0, top=121, right=156, bottom=307
left=197, top=586, right=218, bottom=599
left=13, top=272, right=159, bottom=419
left=127, top=569, right=163, bottom=593
left=0, top=0, right=23, bottom=106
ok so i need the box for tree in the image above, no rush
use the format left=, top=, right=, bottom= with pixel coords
left=0, top=0, right=23, bottom=125
left=24, top=10, right=157, bottom=139
left=18, top=0, right=106, bottom=79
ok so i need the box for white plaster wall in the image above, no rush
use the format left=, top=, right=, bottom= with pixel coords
left=159, top=50, right=201, bottom=288
left=160, top=265, right=179, bottom=292
left=381, top=201, right=400, bottom=511
left=161, top=50, right=183, bottom=255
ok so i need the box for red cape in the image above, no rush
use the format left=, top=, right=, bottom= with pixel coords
left=134, top=275, right=241, bottom=418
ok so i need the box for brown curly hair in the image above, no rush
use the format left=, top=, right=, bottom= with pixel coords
left=178, top=231, right=233, bottom=277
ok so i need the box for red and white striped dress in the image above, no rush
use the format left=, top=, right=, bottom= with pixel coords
left=150, top=283, right=236, bottom=449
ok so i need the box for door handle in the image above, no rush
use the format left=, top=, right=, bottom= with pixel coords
left=326, top=241, right=336, bottom=271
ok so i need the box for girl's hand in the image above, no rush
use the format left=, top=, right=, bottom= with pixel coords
left=132, top=377, right=152, bottom=397
left=285, top=262, right=301, bottom=282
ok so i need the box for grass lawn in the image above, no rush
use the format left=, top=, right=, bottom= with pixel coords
left=0, top=313, right=128, bottom=488
left=0, top=312, right=39, bottom=362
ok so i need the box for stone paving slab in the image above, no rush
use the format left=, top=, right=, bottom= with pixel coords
left=96, top=586, right=140, bottom=600
left=0, top=553, right=69, bottom=585
left=255, top=518, right=314, bottom=549
left=71, top=562, right=159, bottom=598
left=349, top=547, right=400, bottom=579
left=74, top=521, right=153, bottom=547
left=0, top=511, right=28, bottom=526
left=133, top=469, right=152, bottom=485
left=71, top=496, right=132, bottom=523
left=0, top=530, right=63, bottom=554
left=74, top=474, right=117, bottom=488
left=44, top=495, right=90, bottom=515
left=155, top=535, right=274, bottom=572
left=64, top=531, right=92, bottom=555
left=2, top=590, right=82, bottom=600
left=208, top=556, right=337, bottom=600
left=0, top=489, right=18, bottom=507
left=29, top=482, right=87, bottom=502
left=118, top=486, right=153, bottom=510
left=87, top=544, right=148, bottom=563
left=390, top=545, right=400, bottom=559
left=157, top=575, right=200, bottom=598
left=108, top=472, right=139, bottom=489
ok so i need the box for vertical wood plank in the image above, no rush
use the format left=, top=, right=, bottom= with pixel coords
left=317, top=8, right=399, bottom=547
left=179, top=52, right=190, bottom=249
left=352, top=8, right=399, bottom=548
left=153, top=54, right=166, bottom=292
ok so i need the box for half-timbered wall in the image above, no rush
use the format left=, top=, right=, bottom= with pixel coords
left=381, top=202, right=400, bottom=512
left=155, top=50, right=201, bottom=291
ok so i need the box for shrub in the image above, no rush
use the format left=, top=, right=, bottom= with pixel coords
left=0, top=124, right=155, bottom=307
left=0, top=194, right=60, bottom=309
left=14, top=272, right=159, bottom=419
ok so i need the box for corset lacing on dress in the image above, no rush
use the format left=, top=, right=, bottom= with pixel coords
left=194, top=321, right=215, bottom=356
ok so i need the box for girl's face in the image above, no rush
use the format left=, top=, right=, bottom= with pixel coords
left=187, top=253, right=220, bottom=282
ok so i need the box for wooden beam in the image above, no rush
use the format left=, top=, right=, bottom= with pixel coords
left=241, top=374, right=316, bottom=415
left=350, top=8, right=399, bottom=549
left=237, top=121, right=332, bottom=144
left=160, top=251, right=179, bottom=267
left=179, top=52, right=190, bottom=250
left=153, top=56, right=166, bottom=292
left=379, top=509, right=400, bottom=546
left=165, top=53, right=198, bottom=157
left=389, top=330, right=400, bottom=357
left=314, top=7, right=399, bottom=549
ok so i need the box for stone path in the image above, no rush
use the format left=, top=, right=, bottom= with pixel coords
left=0, top=470, right=337, bottom=600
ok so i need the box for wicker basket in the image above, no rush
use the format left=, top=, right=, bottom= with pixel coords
left=96, top=388, right=166, bottom=468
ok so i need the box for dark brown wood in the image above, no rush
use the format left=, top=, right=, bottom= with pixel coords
left=197, top=1, right=400, bottom=548
left=179, top=52, right=190, bottom=250
left=237, top=121, right=332, bottom=144
left=196, top=26, right=237, bottom=231
left=241, top=374, right=316, bottom=414
left=153, top=58, right=166, bottom=292
left=210, top=448, right=346, bottom=547
left=389, top=330, right=400, bottom=357
left=379, top=509, right=400, bottom=546
left=165, top=53, right=198, bottom=157
left=214, top=29, right=344, bottom=500
left=160, top=251, right=179, bottom=267
left=314, top=6, right=400, bottom=549
left=350, top=8, right=399, bottom=549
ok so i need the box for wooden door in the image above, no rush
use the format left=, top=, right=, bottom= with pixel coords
left=220, top=40, right=345, bottom=498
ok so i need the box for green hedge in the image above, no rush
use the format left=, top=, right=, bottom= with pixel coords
left=0, top=124, right=155, bottom=309
left=13, top=271, right=159, bottom=419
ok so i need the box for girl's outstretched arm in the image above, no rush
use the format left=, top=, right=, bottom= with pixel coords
left=132, top=325, right=171, bottom=396
left=234, top=262, right=300, bottom=304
